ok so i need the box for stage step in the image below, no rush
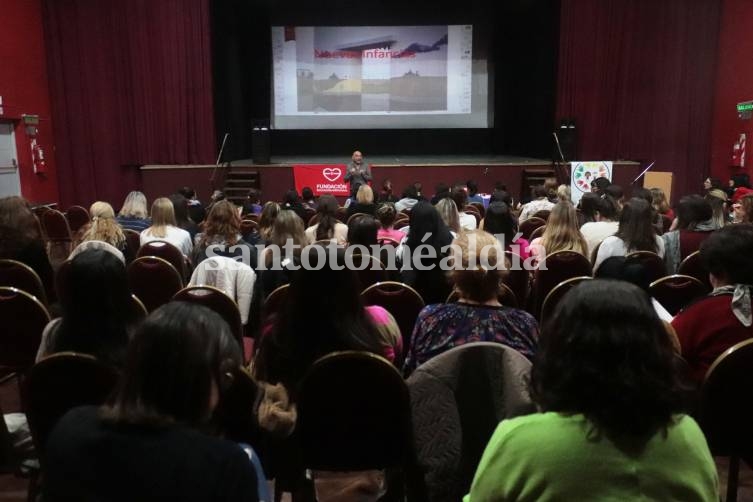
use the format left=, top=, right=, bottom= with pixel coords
left=221, top=168, right=260, bottom=205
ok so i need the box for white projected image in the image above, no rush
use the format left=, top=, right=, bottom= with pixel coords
left=272, top=25, right=488, bottom=129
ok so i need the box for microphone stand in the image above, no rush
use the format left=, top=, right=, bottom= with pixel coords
left=211, top=132, right=230, bottom=189
left=552, top=132, right=568, bottom=185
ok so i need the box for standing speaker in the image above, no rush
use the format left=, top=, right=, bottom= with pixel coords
left=251, top=126, right=270, bottom=165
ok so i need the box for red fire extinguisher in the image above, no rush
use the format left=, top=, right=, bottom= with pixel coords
left=732, top=133, right=747, bottom=168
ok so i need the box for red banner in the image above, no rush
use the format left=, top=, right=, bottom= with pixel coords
left=293, top=164, right=350, bottom=196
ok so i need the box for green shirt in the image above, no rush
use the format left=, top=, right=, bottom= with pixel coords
left=465, top=412, right=718, bottom=502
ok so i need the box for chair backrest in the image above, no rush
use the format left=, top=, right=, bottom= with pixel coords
left=41, top=209, right=72, bottom=242
left=540, top=276, right=592, bottom=325
left=346, top=212, right=369, bottom=226
left=123, top=229, right=141, bottom=261
left=502, top=251, right=530, bottom=307
left=22, top=352, right=119, bottom=460
left=65, top=205, right=90, bottom=234
left=240, top=219, right=259, bottom=236
left=127, top=256, right=183, bottom=312
left=445, top=283, right=518, bottom=308
left=518, top=217, right=546, bottom=240
left=361, top=281, right=425, bottom=349
left=298, top=351, right=411, bottom=471
left=130, top=294, right=148, bottom=320
left=0, top=259, right=47, bottom=305
left=263, top=283, right=290, bottom=320
left=136, top=240, right=187, bottom=279
left=349, top=253, right=388, bottom=290
left=528, top=224, right=546, bottom=242
left=700, top=339, right=753, bottom=456
left=0, top=287, right=50, bottom=375
left=212, top=367, right=261, bottom=446
left=393, top=216, right=410, bottom=229
left=531, top=209, right=551, bottom=221
left=532, top=250, right=592, bottom=319
left=173, top=286, right=243, bottom=348
left=469, top=202, right=486, bottom=218
left=678, top=250, right=711, bottom=291
left=590, top=240, right=603, bottom=267
left=245, top=213, right=260, bottom=223
left=463, top=207, right=481, bottom=226
left=307, top=212, right=321, bottom=227
left=648, top=274, right=707, bottom=316
left=378, top=236, right=400, bottom=248
left=624, top=251, right=667, bottom=284
left=407, top=343, right=534, bottom=502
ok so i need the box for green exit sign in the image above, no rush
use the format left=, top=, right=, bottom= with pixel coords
left=739, top=101, right=753, bottom=119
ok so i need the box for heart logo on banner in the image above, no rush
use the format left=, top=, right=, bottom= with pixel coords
left=322, top=168, right=342, bottom=182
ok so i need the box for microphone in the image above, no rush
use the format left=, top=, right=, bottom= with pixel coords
left=216, top=132, right=230, bottom=166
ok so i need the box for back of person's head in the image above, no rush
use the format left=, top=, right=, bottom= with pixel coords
left=650, top=188, right=670, bottom=214
left=594, top=256, right=652, bottom=291
left=543, top=177, right=558, bottom=199
left=532, top=280, right=688, bottom=439
left=604, top=184, right=623, bottom=203
left=168, top=193, right=190, bottom=225
left=382, top=179, right=393, bottom=192
left=315, top=195, right=339, bottom=241
left=356, top=184, right=374, bottom=205
left=150, top=197, right=176, bottom=228
left=700, top=224, right=753, bottom=285
left=81, top=201, right=125, bottom=248
left=489, top=190, right=513, bottom=206
left=532, top=184, right=548, bottom=199
left=269, top=208, right=306, bottom=249
left=177, top=187, right=196, bottom=200
left=616, top=198, right=657, bottom=253
left=731, top=173, right=751, bottom=189
left=57, top=249, right=134, bottom=367
left=483, top=202, right=517, bottom=246
left=402, top=184, right=418, bottom=200
left=259, top=202, right=280, bottom=241
left=103, top=302, right=241, bottom=426
left=578, top=192, right=600, bottom=223
left=414, top=181, right=423, bottom=197
left=376, top=203, right=397, bottom=229
left=466, top=180, right=479, bottom=197
left=283, top=190, right=300, bottom=206
left=435, top=198, right=461, bottom=233
left=247, top=188, right=261, bottom=205
left=201, top=200, right=240, bottom=246
left=675, top=195, right=712, bottom=230
left=631, top=187, right=653, bottom=206
left=406, top=201, right=453, bottom=251
left=591, top=177, right=611, bottom=195
left=705, top=189, right=728, bottom=228
left=738, top=195, right=753, bottom=223
left=119, top=191, right=148, bottom=219
left=596, top=194, right=620, bottom=221
left=451, top=185, right=468, bottom=209
left=301, top=187, right=314, bottom=201
left=0, top=197, right=41, bottom=256
left=557, top=184, right=571, bottom=203
left=434, top=182, right=450, bottom=200
left=347, top=214, right=378, bottom=247
left=541, top=202, right=587, bottom=255
left=449, top=230, right=507, bottom=303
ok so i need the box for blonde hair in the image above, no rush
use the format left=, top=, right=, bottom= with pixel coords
left=650, top=188, right=670, bottom=214
left=540, top=202, right=588, bottom=255
left=557, top=184, right=571, bottom=203
left=118, top=191, right=148, bottom=219
left=356, top=185, right=374, bottom=204
left=259, top=202, right=280, bottom=241
left=147, top=198, right=176, bottom=238
left=78, top=201, right=125, bottom=248
left=435, top=198, right=461, bottom=233
left=449, top=230, right=508, bottom=303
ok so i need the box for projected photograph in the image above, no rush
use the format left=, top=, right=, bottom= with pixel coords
left=294, top=26, right=449, bottom=112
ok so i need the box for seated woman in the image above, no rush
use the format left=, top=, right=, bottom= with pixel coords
left=732, top=193, right=753, bottom=223
left=257, top=202, right=280, bottom=243
left=705, top=188, right=729, bottom=228
left=304, top=195, right=348, bottom=245
left=193, top=200, right=258, bottom=270
left=672, top=224, right=753, bottom=384
left=376, top=203, right=405, bottom=243
left=662, top=195, right=715, bottom=273
left=480, top=201, right=530, bottom=259
left=0, top=196, right=55, bottom=301
left=243, top=188, right=263, bottom=216
left=435, top=197, right=461, bottom=235
left=465, top=280, right=717, bottom=502
left=37, top=249, right=138, bottom=367
left=651, top=187, right=674, bottom=222
left=346, top=184, right=377, bottom=218
left=347, top=214, right=378, bottom=248
left=169, top=193, right=200, bottom=242
left=404, top=230, right=539, bottom=375
left=529, top=202, right=588, bottom=264
left=44, top=302, right=266, bottom=501
left=140, top=197, right=193, bottom=256
left=257, top=208, right=306, bottom=270
left=594, top=198, right=665, bottom=271
left=580, top=195, right=620, bottom=257
left=75, top=201, right=132, bottom=262
left=116, top=191, right=151, bottom=232
left=281, top=189, right=307, bottom=221
left=254, top=247, right=401, bottom=397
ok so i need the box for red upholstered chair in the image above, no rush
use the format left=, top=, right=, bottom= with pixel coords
left=393, top=216, right=410, bottom=229
left=518, top=217, right=546, bottom=241
left=127, top=256, right=183, bottom=312
left=137, top=240, right=188, bottom=280
left=469, top=202, right=485, bottom=218
left=22, top=352, right=119, bottom=461
left=346, top=212, right=370, bottom=226
left=245, top=213, right=260, bottom=223
left=699, top=339, right=753, bottom=502
left=361, top=281, right=425, bottom=349
left=531, top=209, right=551, bottom=221
left=298, top=351, right=411, bottom=472
left=678, top=251, right=712, bottom=292
left=0, top=259, right=48, bottom=306
left=531, top=250, right=592, bottom=319
left=263, top=283, right=290, bottom=321
left=446, top=282, right=518, bottom=308
left=123, top=229, right=141, bottom=262
left=503, top=251, right=530, bottom=307
left=648, top=274, right=707, bottom=316
left=130, top=294, right=148, bottom=320
left=463, top=206, right=482, bottom=226
left=65, top=205, right=90, bottom=234
left=528, top=225, right=546, bottom=242
left=41, top=209, right=73, bottom=260
left=173, top=286, right=243, bottom=349
left=240, top=219, right=259, bottom=236
left=540, top=276, right=592, bottom=326
left=0, top=287, right=50, bottom=376
left=625, top=251, right=668, bottom=284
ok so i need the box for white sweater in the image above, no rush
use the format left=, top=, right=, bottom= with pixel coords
left=594, top=235, right=665, bottom=272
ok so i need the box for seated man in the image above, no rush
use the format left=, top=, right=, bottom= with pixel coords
left=672, top=224, right=753, bottom=383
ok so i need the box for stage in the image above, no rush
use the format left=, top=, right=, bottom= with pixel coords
left=140, top=155, right=642, bottom=206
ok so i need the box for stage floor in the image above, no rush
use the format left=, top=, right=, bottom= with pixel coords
left=233, top=154, right=552, bottom=166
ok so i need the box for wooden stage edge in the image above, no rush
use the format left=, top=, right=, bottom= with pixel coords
left=140, top=160, right=642, bottom=206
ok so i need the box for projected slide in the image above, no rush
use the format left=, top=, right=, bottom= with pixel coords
left=271, top=25, right=489, bottom=129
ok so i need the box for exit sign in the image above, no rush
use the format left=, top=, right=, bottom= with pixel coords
left=738, top=101, right=753, bottom=119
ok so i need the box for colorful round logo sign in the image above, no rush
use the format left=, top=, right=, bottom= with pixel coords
left=572, top=162, right=611, bottom=193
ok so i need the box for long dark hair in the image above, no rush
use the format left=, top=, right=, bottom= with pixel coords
left=405, top=201, right=453, bottom=252
left=615, top=198, right=658, bottom=253
left=578, top=193, right=600, bottom=223
left=347, top=214, right=378, bottom=247
left=254, top=248, right=383, bottom=394
left=532, top=280, right=690, bottom=439
left=483, top=202, right=517, bottom=248
left=675, top=195, right=712, bottom=230
left=102, top=302, right=241, bottom=427
left=56, top=249, right=135, bottom=367
left=168, top=193, right=192, bottom=227
left=315, top=195, right=339, bottom=241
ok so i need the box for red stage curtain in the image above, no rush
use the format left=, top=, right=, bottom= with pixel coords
left=557, top=0, right=721, bottom=199
left=43, top=0, right=215, bottom=207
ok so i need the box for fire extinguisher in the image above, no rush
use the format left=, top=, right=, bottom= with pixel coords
left=732, top=133, right=747, bottom=168
left=30, top=138, right=46, bottom=174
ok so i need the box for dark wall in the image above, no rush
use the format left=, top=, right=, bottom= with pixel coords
left=211, top=0, right=559, bottom=161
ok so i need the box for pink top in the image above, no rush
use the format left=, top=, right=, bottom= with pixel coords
left=509, top=237, right=532, bottom=260
left=378, top=228, right=406, bottom=242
